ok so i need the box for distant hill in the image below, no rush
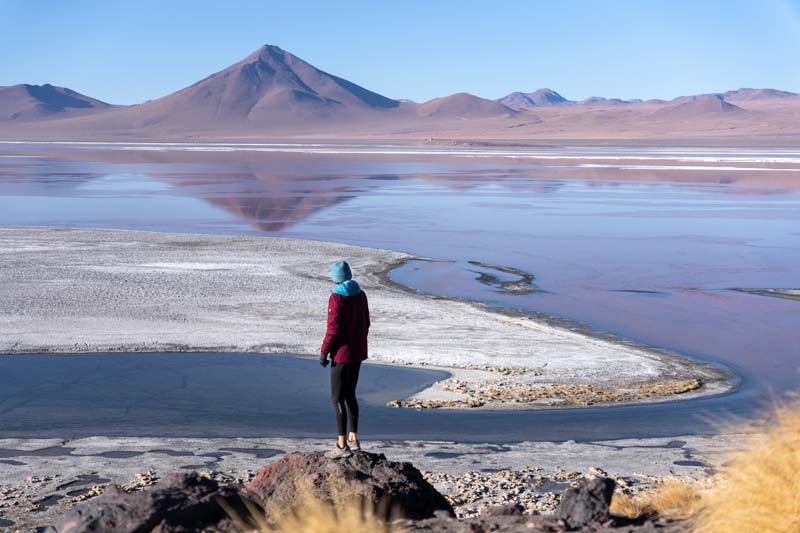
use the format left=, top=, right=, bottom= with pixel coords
left=579, top=96, right=631, bottom=106
left=0, top=84, right=111, bottom=121
left=722, top=88, right=797, bottom=101
left=669, top=88, right=797, bottom=105
left=655, top=94, right=745, bottom=118
left=417, top=92, right=516, bottom=118
left=498, top=88, right=569, bottom=109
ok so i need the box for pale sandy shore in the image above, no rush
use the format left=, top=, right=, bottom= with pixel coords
left=731, top=288, right=800, bottom=301
left=0, top=227, right=729, bottom=409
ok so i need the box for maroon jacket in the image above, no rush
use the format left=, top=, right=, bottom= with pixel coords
left=320, top=291, right=370, bottom=363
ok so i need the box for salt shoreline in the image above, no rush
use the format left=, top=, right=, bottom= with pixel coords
left=0, top=226, right=731, bottom=410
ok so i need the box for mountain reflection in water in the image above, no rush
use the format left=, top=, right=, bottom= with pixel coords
left=1, top=144, right=799, bottom=407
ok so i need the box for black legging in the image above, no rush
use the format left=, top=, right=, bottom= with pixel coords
left=330, top=361, right=361, bottom=436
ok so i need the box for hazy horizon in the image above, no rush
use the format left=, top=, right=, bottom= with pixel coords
left=2, top=0, right=800, bottom=105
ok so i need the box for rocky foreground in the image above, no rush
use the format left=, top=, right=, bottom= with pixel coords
left=42, top=451, right=686, bottom=533
left=0, top=434, right=731, bottom=530
left=0, top=435, right=741, bottom=532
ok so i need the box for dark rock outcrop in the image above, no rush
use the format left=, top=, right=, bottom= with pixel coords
left=405, top=477, right=685, bottom=532
left=405, top=514, right=681, bottom=532
left=246, top=450, right=455, bottom=520
left=46, top=461, right=680, bottom=533
left=51, top=473, right=246, bottom=533
left=557, top=477, right=616, bottom=530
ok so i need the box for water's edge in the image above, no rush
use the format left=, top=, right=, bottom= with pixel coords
left=381, top=257, right=741, bottom=406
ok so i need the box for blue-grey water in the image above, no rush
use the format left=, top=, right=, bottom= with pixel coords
left=1, top=142, right=798, bottom=440
left=0, top=352, right=756, bottom=441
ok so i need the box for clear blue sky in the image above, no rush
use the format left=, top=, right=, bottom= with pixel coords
left=2, top=0, right=800, bottom=105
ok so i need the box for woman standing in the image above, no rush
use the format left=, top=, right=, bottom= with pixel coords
left=320, top=260, right=370, bottom=458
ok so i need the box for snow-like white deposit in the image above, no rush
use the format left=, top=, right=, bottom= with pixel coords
left=0, top=227, right=708, bottom=387
left=3, top=141, right=800, bottom=165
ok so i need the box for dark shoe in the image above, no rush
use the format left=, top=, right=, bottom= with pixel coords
left=325, top=444, right=353, bottom=459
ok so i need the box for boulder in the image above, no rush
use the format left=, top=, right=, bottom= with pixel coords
left=52, top=473, right=247, bottom=533
left=557, top=477, right=616, bottom=530
left=246, top=450, right=455, bottom=520
left=482, top=502, right=526, bottom=517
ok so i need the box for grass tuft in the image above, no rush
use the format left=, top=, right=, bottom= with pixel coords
left=610, top=480, right=701, bottom=520
left=270, top=493, right=398, bottom=533
left=612, top=399, right=800, bottom=532
left=220, top=488, right=401, bottom=533
left=609, top=491, right=651, bottom=519
left=647, top=480, right=703, bottom=519
left=695, top=399, right=800, bottom=533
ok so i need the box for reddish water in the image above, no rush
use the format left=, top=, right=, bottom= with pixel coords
left=1, top=143, right=798, bottom=404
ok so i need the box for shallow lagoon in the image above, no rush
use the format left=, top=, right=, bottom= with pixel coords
left=1, top=142, right=798, bottom=416
left=0, top=353, right=756, bottom=441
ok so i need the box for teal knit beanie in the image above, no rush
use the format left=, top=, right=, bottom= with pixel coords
left=330, top=261, right=352, bottom=283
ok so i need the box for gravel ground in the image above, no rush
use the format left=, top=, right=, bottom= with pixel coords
left=0, top=434, right=737, bottom=530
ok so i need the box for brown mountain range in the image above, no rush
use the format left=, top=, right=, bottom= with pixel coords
left=2, top=44, right=799, bottom=142
left=0, top=83, right=111, bottom=122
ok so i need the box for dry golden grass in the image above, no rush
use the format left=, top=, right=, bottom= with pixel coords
left=612, top=399, right=800, bottom=532
left=647, top=481, right=704, bottom=519
left=695, top=399, right=800, bottom=533
left=220, top=490, right=401, bottom=533
left=609, top=491, right=651, bottom=519
left=610, top=480, right=702, bottom=520
left=270, top=493, right=398, bottom=533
